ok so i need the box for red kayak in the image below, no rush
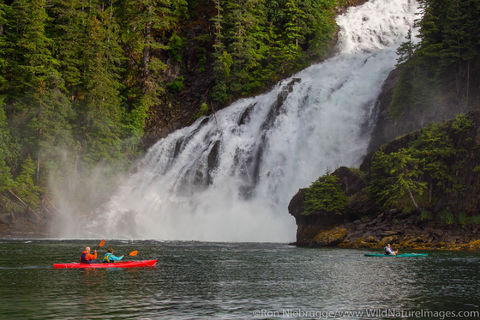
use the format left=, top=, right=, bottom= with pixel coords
left=53, top=259, right=157, bottom=269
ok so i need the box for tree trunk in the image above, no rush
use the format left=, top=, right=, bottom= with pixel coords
left=36, top=153, right=40, bottom=184
left=407, top=186, right=420, bottom=211
left=456, top=63, right=461, bottom=97
left=8, top=190, right=41, bottom=220
left=105, top=0, right=114, bottom=71
left=466, top=61, right=470, bottom=105
left=428, top=182, right=432, bottom=204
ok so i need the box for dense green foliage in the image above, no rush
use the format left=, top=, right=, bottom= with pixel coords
left=369, top=148, right=427, bottom=213
left=0, top=0, right=345, bottom=218
left=303, top=173, right=347, bottom=215
left=370, top=0, right=480, bottom=223
left=211, top=0, right=340, bottom=102
left=306, top=113, right=480, bottom=225
left=390, top=0, right=480, bottom=117
left=369, top=114, right=477, bottom=223
left=369, top=115, right=473, bottom=212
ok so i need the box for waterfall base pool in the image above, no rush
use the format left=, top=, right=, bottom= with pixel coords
left=1, top=240, right=479, bottom=319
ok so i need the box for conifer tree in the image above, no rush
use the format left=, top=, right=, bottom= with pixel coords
left=0, top=101, right=14, bottom=196
left=1, top=0, right=74, bottom=184
left=12, top=156, right=41, bottom=211
left=211, top=0, right=229, bottom=102
left=370, top=149, right=427, bottom=212
left=396, top=29, right=416, bottom=66
left=48, top=0, right=89, bottom=94
left=117, top=0, right=188, bottom=148
left=227, top=0, right=269, bottom=94
left=441, top=0, right=480, bottom=100
left=0, top=2, right=10, bottom=89
left=75, top=2, right=124, bottom=165
left=283, top=0, right=304, bottom=60
left=4, top=0, right=59, bottom=94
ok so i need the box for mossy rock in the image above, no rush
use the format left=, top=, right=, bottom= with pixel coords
left=312, top=227, right=347, bottom=246
left=459, top=239, right=480, bottom=250
left=379, top=235, right=398, bottom=246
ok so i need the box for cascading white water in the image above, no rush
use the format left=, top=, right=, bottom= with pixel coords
left=89, top=0, right=419, bottom=242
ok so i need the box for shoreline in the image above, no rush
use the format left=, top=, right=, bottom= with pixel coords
left=292, top=238, right=480, bottom=251
left=292, top=210, right=480, bottom=251
left=1, top=232, right=479, bottom=252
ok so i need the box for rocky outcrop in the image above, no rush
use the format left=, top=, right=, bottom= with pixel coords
left=0, top=210, right=49, bottom=238
left=290, top=111, right=480, bottom=250
left=335, top=0, right=370, bottom=14
left=337, top=211, right=480, bottom=250
left=289, top=167, right=377, bottom=247
left=291, top=207, right=480, bottom=250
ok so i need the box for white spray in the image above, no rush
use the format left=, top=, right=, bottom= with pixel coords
left=84, top=0, right=419, bottom=241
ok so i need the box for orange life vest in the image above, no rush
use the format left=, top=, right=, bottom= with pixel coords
left=80, top=250, right=97, bottom=263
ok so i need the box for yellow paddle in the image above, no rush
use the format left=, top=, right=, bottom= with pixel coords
left=94, top=239, right=105, bottom=251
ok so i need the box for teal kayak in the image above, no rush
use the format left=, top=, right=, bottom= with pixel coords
left=364, top=253, right=428, bottom=257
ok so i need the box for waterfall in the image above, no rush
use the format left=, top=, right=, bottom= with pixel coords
left=89, top=0, right=419, bottom=242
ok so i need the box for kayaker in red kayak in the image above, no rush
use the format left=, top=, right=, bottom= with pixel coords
left=103, top=248, right=124, bottom=263
left=384, top=243, right=398, bottom=256
left=80, top=247, right=97, bottom=263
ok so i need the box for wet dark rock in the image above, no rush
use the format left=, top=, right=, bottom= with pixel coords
left=174, top=117, right=211, bottom=159
left=173, top=137, right=184, bottom=159
left=288, top=188, right=306, bottom=217
left=368, top=67, right=476, bottom=152
left=238, top=103, right=256, bottom=126
left=260, top=78, right=301, bottom=131
left=236, top=134, right=267, bottom=199
left=206, top=140, right=220, bottom=184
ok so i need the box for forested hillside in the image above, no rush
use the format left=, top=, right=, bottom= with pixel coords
left=370, top=0, right=480, bottom=149
left=392, top=0, right=480, bottom=113
left=0, top=0, right=353, bottom=230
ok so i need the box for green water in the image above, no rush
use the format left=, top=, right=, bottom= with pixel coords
left=0, top=240, right=479, bottom=319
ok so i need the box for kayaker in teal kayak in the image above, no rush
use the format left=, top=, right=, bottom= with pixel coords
left=384, top=243, right=398, bottom=256
left=103, top=248, right=124, bottom=263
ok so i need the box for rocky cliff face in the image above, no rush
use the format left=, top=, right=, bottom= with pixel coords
left=289, top=110, right=480, bottom=250
left=367, top=68, right=477, bottom=152
left=289, top=167, right=374, bottom=245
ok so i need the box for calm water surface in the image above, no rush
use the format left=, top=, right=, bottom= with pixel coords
left=0, top=240, right=479, bottom=319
